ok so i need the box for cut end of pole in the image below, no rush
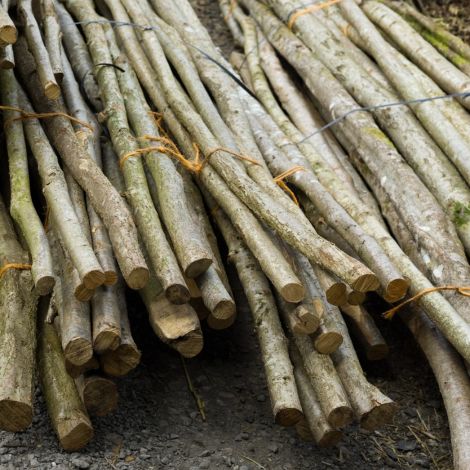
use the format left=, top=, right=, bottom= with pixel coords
left=83, top=377, right=119, bottom=417
left=327, top=406, right=354, bottom=429
left=93, top=329, right=121, bottom=355
left=125, top=266, right=149, bottom=290
left=313, top=332, right=343, bottom=354
left=0, top=26, right=17, bottom=45
left=352, top=273, right=380, bottom=293
left=0, top=399, right=32, bottom=432
left=318, top=430, right=343, bottom=448
left=184, top=258, right=213, bottom=279
left=360, top=401, right=398, bottom=431
left=58, top=417, right=94, bottom=452
left=64, top=339, right=94, bottom=368
left=44, top=81, right=61, bottom=100
left=280, top=282, right=305, bottom=303
left=82, top=269, right=106, bottom=290
left=173, top=330, right=204, bottom=358
left=275, top=407, right=303, bottom=427
left=165, top=283, right=191, bottom=305
left=212, top=299, right=236, bottom=320
left=325, top=282, right=348, bottom=306
left=100, top=345, right=142, bottom=377
left=35, top=275, right=55, bottom=296
left=385, top=278, right=410, bottom=303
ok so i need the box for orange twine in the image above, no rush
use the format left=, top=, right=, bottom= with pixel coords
left=288, top=0, right=343, bottom=29
left=0, top=263, right=32, bottom=279
left=119, top=134, right=260, bottom=173
left=273, top=165, right=305, bottom=206
left=1, top=105, right=93, bottom=131
left=383, top=285, right=470, bottom=320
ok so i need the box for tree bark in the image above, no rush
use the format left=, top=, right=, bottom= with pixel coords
left=0, top=195, right=38, bottom=432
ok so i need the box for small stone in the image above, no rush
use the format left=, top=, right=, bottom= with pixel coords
left=161, top=457, right=170, bottom=465
left=403, top=407, right=418, bottom=418
left=268, top=443, right=279, bottom=454
left=199, top=458, right=211, bottom=469
left=396, top=440, right=417, bottom=452
left=256, top=394, right=266, bottom=403
left=199, top=450, right=211, bottom=458
left=71, top=458, right=90, bottom=469
left=240, top=432, right=249, bottom=441
left=170, top=434, right=179, bottom=440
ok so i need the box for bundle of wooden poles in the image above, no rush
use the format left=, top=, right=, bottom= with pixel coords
left=0, top=0, right=468, bottom=466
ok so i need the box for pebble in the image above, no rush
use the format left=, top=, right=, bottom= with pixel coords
left=396, top=440, right=417, bottom=452
left=268, top=443, right=279, bottom=454
left=71, top=457, right=90, bottom=469
left=256, top=394, right=266, bottom=403
left=199, top=458, right=211, bottom=469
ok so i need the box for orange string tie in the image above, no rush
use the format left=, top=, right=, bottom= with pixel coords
left=119, top=135, right=202, bottom=172
left=383, top=285, right=470, bottom=320
left=119, top=134, right=261, bottom=174
left=0, top=263, right=32, bottom=279
left=288, top=0, right=343, bottom=29
left=0, top=105, right=93, bottom=131
left=273, top=165, right=305, bottom=206
left=205, top=147, right=261, bottom=169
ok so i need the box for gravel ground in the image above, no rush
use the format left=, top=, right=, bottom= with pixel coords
left=0, top=1, right=465, bottom=469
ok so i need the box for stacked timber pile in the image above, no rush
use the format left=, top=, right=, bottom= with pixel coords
left=0, top=0, right=467, bottom=467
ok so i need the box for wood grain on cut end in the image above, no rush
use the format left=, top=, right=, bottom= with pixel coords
left=360, top=402, right=397, bottom=431
left=318, top=429, right=343, bottom=448
left=295, top=418, right=313, bottom=441
left=173, top=330, right=204, bottom=358
left=165, top=283, right=191, bottom=305
left=0, top=400, right=32, bottom=432
left=325, top=282, right=347, bottom=306
left=65, top=356, right=99, bottom=379
left=35, top=275, right=55, bottom=296
left=385, top=278, right=410, bottom=303
left=93, top=328, right=121, bottom=355
left=82, top=269, right=106, bottom=290
left=44, top=81, right=61, bottom=100
left=58, top=417, right=94, bottom=452
left=206, top=313, right=236, bottom=330
left=103, top=271, right=118, bottom=286
left=100, top=345, right=142, bottom=377
left=313, top=332, right=343, bottom=355
left=74, top=284, right=94, bottom=302
left=184, top=258, right=212, bottom=279
left=347, top=290, right=366, bottom=306
left=64, top=338, right=93, bottom=367
left=275, top=407, right=303, bottom=427
left=82, top=377, right=118, bottom=417
left=125, top=266, right=149, bottom=290
left=212, top=299, right=236, bottom=320
left=280, top=282, right=305, bottom=303
left=327, top=406, right=354, bottom=429
left=352, top=273, right=380, bottom=293
left=0, top=26, right=16, bottom=45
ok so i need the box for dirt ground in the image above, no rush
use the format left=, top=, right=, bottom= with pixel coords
left=0, top=1, right=466, bottom=469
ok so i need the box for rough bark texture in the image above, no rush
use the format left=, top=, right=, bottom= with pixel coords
left=0, top=196, right=38, bottom=432
left=38, top=297, right=94, bottom=451
left=14, top=36, right=148, bottom=290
